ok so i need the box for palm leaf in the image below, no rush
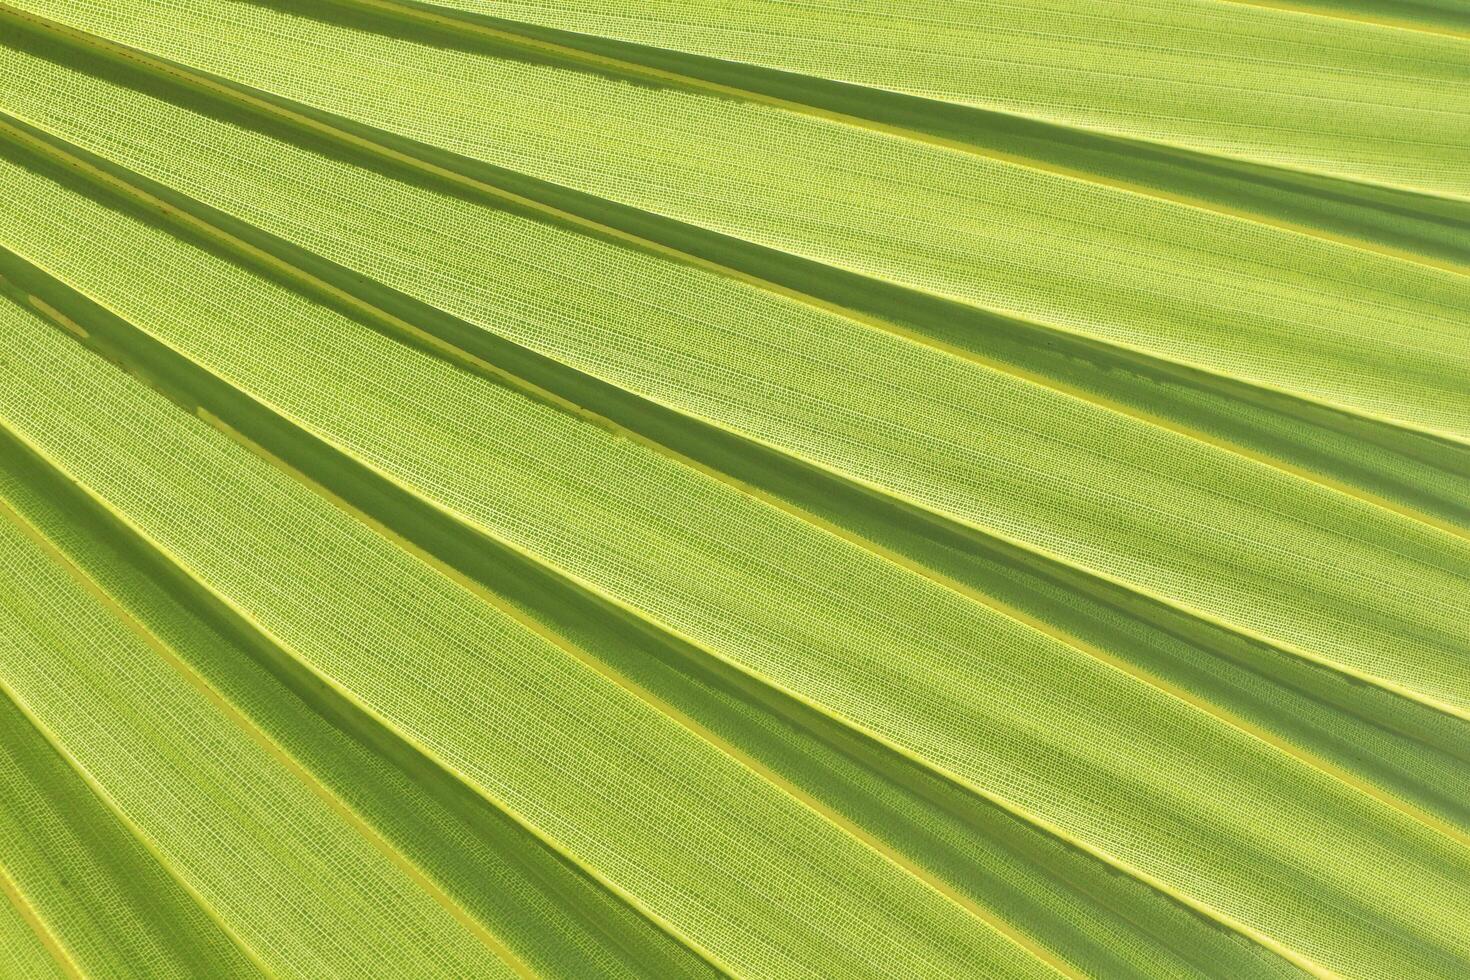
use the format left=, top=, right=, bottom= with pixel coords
left=0, top=1, right=1466, bottom=976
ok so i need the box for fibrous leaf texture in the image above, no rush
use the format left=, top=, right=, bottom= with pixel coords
left=0, top=1, right=1467, bottom=977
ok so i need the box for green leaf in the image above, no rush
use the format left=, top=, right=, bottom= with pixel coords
left=0, top=1, right=1466, bottom=976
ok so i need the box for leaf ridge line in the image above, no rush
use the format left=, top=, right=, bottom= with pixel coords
left=0, top=852, right=83, bottom=979
left=1209, top=0, right=1470, bottom=39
